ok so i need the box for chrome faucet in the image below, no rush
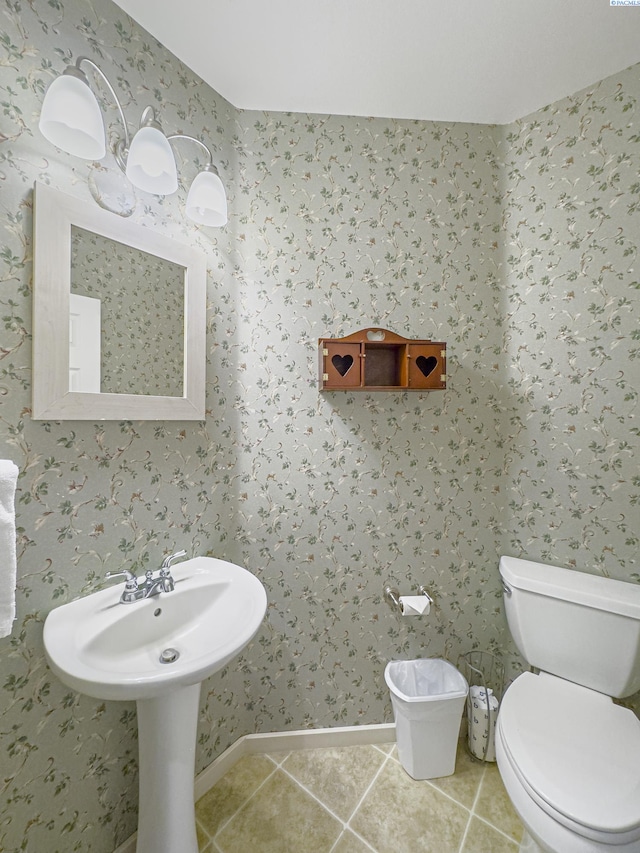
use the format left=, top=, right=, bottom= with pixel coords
left=105, top=550, right=187, bottom=604
left=159, top=549, right=187, bottom=587
left=104, top=567, right=143, bottom=604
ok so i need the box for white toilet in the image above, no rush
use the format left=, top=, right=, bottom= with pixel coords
left=496, top=555, right=640, bottom=853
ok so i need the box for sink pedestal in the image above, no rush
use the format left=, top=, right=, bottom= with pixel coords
left=136, top=683, right=201, bottom=853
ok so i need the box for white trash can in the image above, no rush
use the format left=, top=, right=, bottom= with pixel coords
left=385, top=658, right=468, bottom=780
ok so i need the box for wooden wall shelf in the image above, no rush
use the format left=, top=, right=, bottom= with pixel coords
left=319, top=328, right=446, bottom=392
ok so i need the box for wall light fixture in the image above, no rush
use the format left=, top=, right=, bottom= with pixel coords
left=39, top=57, right=227, bottom=227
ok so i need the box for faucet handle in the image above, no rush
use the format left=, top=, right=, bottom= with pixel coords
left=105, top=568, right=139, bottom=590
left=160, top=549, right=187, bottom=573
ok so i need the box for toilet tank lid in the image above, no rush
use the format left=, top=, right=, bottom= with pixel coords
left=499, top=556, right=640, bottom=620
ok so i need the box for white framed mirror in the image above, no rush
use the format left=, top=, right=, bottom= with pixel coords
left=32, top=182, right=206, bottom=420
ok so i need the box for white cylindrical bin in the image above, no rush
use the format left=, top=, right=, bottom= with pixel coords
left=384, top=658, right=468, bottom=780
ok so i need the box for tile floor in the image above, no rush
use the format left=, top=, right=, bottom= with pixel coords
left=195, top=741, right=524, bottom=853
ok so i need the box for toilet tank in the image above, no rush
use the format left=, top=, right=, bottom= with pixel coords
left=500, top=556, right=640, bottom=698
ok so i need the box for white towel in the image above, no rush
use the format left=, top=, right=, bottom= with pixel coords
left=0, top=460, right=19, bottom=638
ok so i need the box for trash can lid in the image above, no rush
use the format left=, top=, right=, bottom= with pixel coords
left=385, top=658, right=468, bottom=703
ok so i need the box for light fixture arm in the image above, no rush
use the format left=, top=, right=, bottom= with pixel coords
left=166, top=134, right=220, bottom=176
left=73, top=56, right=132, bottom=153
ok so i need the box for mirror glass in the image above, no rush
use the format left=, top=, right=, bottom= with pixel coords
left=69, top=227, right=185, bottom=397
left=33, top=182, right=206, bottom=421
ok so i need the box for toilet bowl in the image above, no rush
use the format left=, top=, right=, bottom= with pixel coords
left=498, top=672, right=640, bottom=852
left=497, top=556, right=640, bottom=853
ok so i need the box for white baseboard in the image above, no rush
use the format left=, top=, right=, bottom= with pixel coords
left=113, top=834, right=136, bottom=853
left=195, top=722, right=396, bottom=798
left=113, top=722, right=395, bottom=853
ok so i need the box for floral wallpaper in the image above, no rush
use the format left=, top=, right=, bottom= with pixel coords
left=0, top=0, right=638, bottom=850
left=71, top=226, right=185, bottom=396
left=498, top=94, right=638, bottom=577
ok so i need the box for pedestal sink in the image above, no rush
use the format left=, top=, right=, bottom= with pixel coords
left=43, top=556, right=267, bottom=853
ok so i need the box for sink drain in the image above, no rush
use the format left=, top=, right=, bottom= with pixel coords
left=159, top=647, right=180, bottom=664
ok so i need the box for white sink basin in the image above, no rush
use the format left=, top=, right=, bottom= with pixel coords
left=43, top=556, right=267, bottom=701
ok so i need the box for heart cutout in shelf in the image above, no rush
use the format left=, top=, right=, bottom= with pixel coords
left=332, top=354, right=354, bottom=377
left=416, top=355, right=438, bottom=378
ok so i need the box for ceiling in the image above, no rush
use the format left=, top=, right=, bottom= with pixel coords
left=111, top=0, right=640, bottom=125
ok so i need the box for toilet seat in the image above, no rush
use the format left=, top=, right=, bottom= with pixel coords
left=499, top=672, right=640, bottom=845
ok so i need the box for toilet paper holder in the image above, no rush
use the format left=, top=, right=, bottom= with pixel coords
left=384, top=584, right=433, bottom=612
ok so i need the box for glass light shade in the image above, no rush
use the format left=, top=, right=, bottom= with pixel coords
left=39, top=73, right=106, bottom=160
left=125, top=125, right=178, bottom=195
left=185, top=169, right=228, bottom=227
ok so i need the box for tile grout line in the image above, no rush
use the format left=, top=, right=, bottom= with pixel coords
left=203, top=748, right=378, bottom=853
left=196, top=816, right=212, bottom=849
left=331, top=828, right=377, bottom=853
left=383, top=740, right=487, bottom=815
left=337, top=752, right=397, bottom=853
left=201, top=747, right=520, bottom=853
left=473, top=813, right=523, bottom=846
left=277, top=751, right=389, bottom=853
left=465, top=762, right=522, bottom=847
left=372, top=742, right=395, bottom=757
left=265, top=750, right=291, bottom=769
left=456, top=764, right=487, bottom=853
left=271, top=765, right=350, bottom=852
left=280, top=750, right=505, bottom=852
left=423, top=778, right=476, bottom=811
left=206, top=759, right=281, bottom=846
left=277, top=762, right=359, bottom=841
